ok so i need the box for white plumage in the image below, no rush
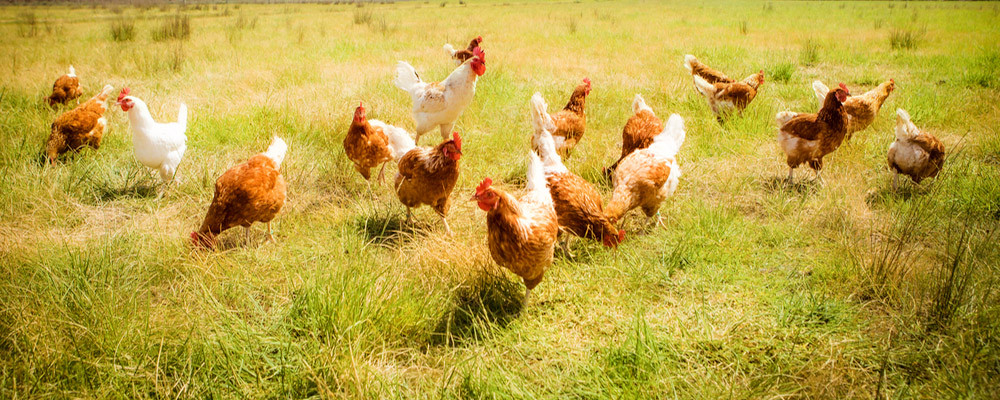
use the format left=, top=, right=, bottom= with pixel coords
left=122, top=96, right=188, bottom=182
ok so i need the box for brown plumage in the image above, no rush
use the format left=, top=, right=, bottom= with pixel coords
left=777, top=83, right=850, bottom=182
left=547, top=171, right=622, bottom=248
left=46, top=66, right=82, bottom=107
left=606, top=114, right=686, bottom=227
left=605, top=94, right=663, bottom=176
left=888, top=109, right=945, bottom=186
left=545, top=78, right=591, bottom=158
left=45, top=84, right=114, bottom=164
left=192, top=137, right=287, bottom=249
left=344, top=103, right=393, bottom=183
left=830, top=80, right=895, bottom=140
left=473, top=153, right=559, bottom=300
left=686, top=55, right=764, bottom=118
left=684, top=55, right=733, bottom=85
left=451, top=36, right=483, bottom=64
left=393, top=132, right=462, bottom=233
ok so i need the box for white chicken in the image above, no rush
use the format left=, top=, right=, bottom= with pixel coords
left=394, top=46, right=486, bottom=144
left=117, top=87, right=188, bottom=182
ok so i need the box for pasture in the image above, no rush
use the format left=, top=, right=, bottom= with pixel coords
left=1, top=0, right=999, bottom=398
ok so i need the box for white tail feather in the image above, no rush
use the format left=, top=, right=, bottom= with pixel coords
left=533, top=129, right=567, bottom=175
left=632, top=94, right=653, bottom=115
left=775, top=111, right=797, bottom=126
left=683, top=55, right=697, bottom=73
left=394, top=61, right=421, bottom=95
left=264, top=136, right=287, bottom=168
left=812, top=80, right=830, bottom=102
left=443, top=43, right=457, bottom=57
left=376, top=119, right=416, bottom=161
left=692, top=75, right=716, bottom=97
left=529, top=92, right=556, bottom=133
left=67, top=65, right=76, bottom=77
left=895, top=108, right=919, bottom=141
left=176, top=103, right=188, bottom=130
left=525, top=151, right=552, bottom=205
left=648, top=114, right=686, bottom=159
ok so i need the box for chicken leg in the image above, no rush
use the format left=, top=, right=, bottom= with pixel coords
left=266, top=222, right=275, bottom=243
left=892, top=173, right=900, bottom=191
left=377, top=162, right=387, bottom=186
left=244, top=226, right=252, bottom=245
left=441, top=216, right=452, bottom=235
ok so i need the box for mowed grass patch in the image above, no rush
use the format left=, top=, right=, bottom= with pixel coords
left=1, top=0, right=999, bottom=398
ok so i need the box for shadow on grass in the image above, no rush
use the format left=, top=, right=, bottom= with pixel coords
left=352, top=210, right=431, bottom=247
left=430, top=266, right=523, bottom=346
left=761, top=175, right=820, bottom=195
left=865, top=183, right=928, bottom=208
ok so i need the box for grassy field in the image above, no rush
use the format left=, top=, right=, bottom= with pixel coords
left=2, top=0, right=999, bottom=398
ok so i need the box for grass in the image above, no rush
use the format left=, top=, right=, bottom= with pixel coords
left=109, top=17, right=135, bottom=42
left=1, top=0, right=999, bottom=398
left=889, top=27, right=925, bottom=50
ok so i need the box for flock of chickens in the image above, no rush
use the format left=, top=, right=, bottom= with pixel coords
left=41, top=36, right=946, bottom=303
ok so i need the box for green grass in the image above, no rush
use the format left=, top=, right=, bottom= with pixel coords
left=2, top=0, right=999, bottom=398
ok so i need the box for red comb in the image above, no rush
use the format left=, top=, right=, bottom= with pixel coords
left=476, top=178, right=493, bottom=195
left=890, top=78, right=895, bottom=83
left=839, top=82, right=848, bottom=91
left=117, top=87, right=130, bottom=102
left=359, top=101, right=363, bottom=108
left=476, top=35, right=483, bottom=42
left=452, top=131, right=462, bottom=151
left=583, top=77, right=591, bottom=86
left=473, top=47, right=484, bottom=61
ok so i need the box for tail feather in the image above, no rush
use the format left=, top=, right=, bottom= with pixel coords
left=529, top=92, right=556, bottom=133
left=176, top=103, right=188, bottom=130
left=775, top=111, right=797, bottom=126
left=377, top=119, right=416, bottom=161
left=68, top=65, right=76, bottom=77
left=264, top=136, right=288, bottom=168
left=812, top=80, right=830, bottom=102
left=525, top=151, right=552, bottom=205
left=443, top=43, right=457, bottom=57
left=895, top=108, right=918, bottom=141
left=394, top=61, right=422, bottom=95
left=683, top=55, right=697, bottom=73
left=632, top=94, right=653, bottom=115
left=692, top=75, right=716, bottom=97
left=649, top=114, right=686, bottom=159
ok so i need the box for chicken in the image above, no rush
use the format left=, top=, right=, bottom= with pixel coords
left=685, top=55, right=764, bottom=119
left=45, top=84, right=114, bottom=164
left=606, top=113, right=686, bottom=228
left=888, top=108, right=945, bottom=189
left=395, top=46, right=486, bottom=144
left=344, top=102, right=394, bottom=189
left=812, top=79, right=895, bottom=140
left=384, top=126, right=463, bottom=234
left=531, top=94, right=623, bottom=252
left=472, top=152, right=559, bottom=303
left=46, top=65, right=82, bottom=107
left=443, top=36, right=483, bottom=65
left=191, top=136, right=287, bottom=249
left=604, top=94, right=663, bottom=176
left=117, top=87, right=188, bottom=183
left=777, top=83, right=850, bottom=183
left=528, top=78, right=591, bottom=159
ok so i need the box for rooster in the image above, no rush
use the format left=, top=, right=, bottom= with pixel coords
left=395, top=46, right=486, bottom=144
left=528, top=78, right=591, bottom=159
left=443, top=36, right=483, bottom=65
left=192, top=136, right=287, bottom=249
left=344, top=102, right=394, bottom=190
left=46, top=65, right=82, bottom=107
left=605, top=94, right=663, bottom=176
left=472, top=152, right=559, bottom=304
left=685, top=55, right=764, bottom=119
left=385, top=126, right=463, bottom=234
left=777, top=83, right=850, bottom=183
left=117, top=88, right=188, bottom=183
left=812, top=79, right=895, bottom=140
left=45, top=84, right=114, bottom=164
left=888, top=109, right=945, bottom=189
left=531, top=93, right=623, bottom=254
left=606, top=113, right=686, bottom=228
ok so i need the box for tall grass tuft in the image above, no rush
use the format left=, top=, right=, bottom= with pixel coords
left=770, top=62, right=795, bottom=83
left=109, top=17, right=136, bottom=42
left=15, top=11, right=40, bottom=38
left=799, top=39, right=820, bottom=65
left=738, top=20, right=749, bottom=35
left=924, top=222, right=997, bottom=333
left=152, top=13, right=191, bottom=41
left=353, top=8, right=373, bottom=24
left=889, top=28, right=924, bottom=50
left=568, top=17, right=578, bottom=34
left=848, top=199, right=930, bottom=303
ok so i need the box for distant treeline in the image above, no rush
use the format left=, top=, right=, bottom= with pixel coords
left=1, top=0, right=402, bottom=5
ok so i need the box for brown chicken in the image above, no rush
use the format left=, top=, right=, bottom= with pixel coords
left=888, top=108, right=945, bottom=188
left=777, top=83, right=850, bottom=183
left=386, top=129, right=463, bottom=233
left=344, top=102, right=393, bottom=188
left=45, top=84, right=114, bottom=164
left=528, top=78, right=591, bottom=159
left=444, top=36, right=483, bottom=65
left=192, top=137, right=288, bottom=249
left=606, top=114, right=686, bottom=228
left=46, top=65, right=82, bottom=107
left=472, top=152, right=559, bottom=303
left=605, top=94, right=663, bottom=176
left=531, top=98, right=622, bottom=252
left=685, top=55, right=764, bottom=119
left=813, top=79, right=895, bottom=140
